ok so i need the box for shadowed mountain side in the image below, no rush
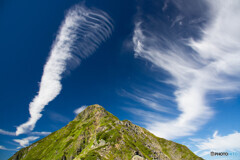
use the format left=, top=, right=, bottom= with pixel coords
left=9, top=105, right=203, bottom=160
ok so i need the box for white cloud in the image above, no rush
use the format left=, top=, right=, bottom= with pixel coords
left=74, top=105, right=87, bottom=115
left=48, top=111, right=70, bottom=123
left=193, top=131, right=240, bottom=157
left=16, top=5, right=113, bottom=135
left=215, top=97, right=235, bottom=101
left=13, top=136, right=39, bottom=147
left=170, top=15, right=184, bottom=28
left=0, top=145, right=7, bottom=150
left=0, top=145, right=16, bottom=151
left=120, top=90, right=173, bottom=114
left=123, top=107, right=168, bottom=124
left=0, top=129, right=50, bottom=137
left=132, top=0, right=240, bottom=139
left=162, top=0, right=169, bottom=11
left=0, top=129, right=16, bottom=136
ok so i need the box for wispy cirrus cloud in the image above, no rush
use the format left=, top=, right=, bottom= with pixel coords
left=0, top=145, right=7, bottom=150
left=30, top=132, right=51, bottom=136
left=0, top=129, right=16, bottom=136
left=0, top=129, right=50, bottom=136
left=215, top=97, right=235, bottom=101
left=13, top=136, right=39, bottom=147
left=120, top=89, right=173, bottom=114
left=0, top=145, right=16, bottom=151
left=192, top=131, right=240, bottom=157
left=48, top=111, right=70, bottom=123
left=132, top=0, right=240, bottom=139
left=16, top=5, right=113, bottom=135
left=123, top=107, right=168, bottom=124
left=74, top=105, right=87, bottom=115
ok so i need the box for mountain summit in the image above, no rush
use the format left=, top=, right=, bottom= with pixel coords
left=9, top=105, right=203, bottom=160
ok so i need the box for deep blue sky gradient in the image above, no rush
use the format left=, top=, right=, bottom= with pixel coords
left=0, top=0, right=239, bottom=159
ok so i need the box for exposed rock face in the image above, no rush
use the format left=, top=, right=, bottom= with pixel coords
left=9, top=105, right=203, bottom=160
left=131, top=155, right=144, bottom=160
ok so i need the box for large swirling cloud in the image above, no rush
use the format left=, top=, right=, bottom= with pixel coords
left=132, top=0, right=240, bottom=139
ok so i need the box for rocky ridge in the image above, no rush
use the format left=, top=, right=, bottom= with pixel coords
left=9, top=104, right=203, bottom=160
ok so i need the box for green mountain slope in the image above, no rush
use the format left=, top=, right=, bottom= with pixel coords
left=9, top=105, right=203, bottom=160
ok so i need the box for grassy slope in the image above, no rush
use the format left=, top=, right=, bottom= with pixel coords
left=9, top=105, right=203, bottom=160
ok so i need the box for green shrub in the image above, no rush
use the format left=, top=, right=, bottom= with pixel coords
left=82, top=151, right=101, bottom=160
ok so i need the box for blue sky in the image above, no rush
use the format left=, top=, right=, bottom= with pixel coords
left=0, top=0, right=240, bottom=159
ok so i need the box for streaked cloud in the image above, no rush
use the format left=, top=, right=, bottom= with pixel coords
left=0, top=129, right=16, bottom=136
left=0, top=129, right=50, bottom=137
left=74, top=105, right=87, bottom=115
left=170, top=15, right=184, bottom=28
left=215, top=97, right=235, bottom=101
left=48, top=111, right=70, bottom=123
left=0, top=145, right=16, bottom=151
left=162, top=0, right=169, bottom=11
left=123, top=107, right=168, bottom=124
left=0, top=145, right=7, bottom=150
left=192, top=131, right=240, bottom=157
left=132, top=0, right=240, bottom=139
left=120, top=89, right=173, bottom=114
left=13, top=136, right=39, bottom=147
left=16, top=5, right=113, bottom=135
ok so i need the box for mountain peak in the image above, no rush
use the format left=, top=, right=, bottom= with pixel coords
left=9, top=105, right=203, bottom=160
left=77, top=104, right=105, bottom=115
left=85, top=104, right=104, bottom=110
left=74, top=104, right=117, bottom=122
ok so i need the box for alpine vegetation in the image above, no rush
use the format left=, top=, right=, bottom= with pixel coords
left=16, top=5, right=113, bottom=135
left=10, top=105, right=203, bottom=160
